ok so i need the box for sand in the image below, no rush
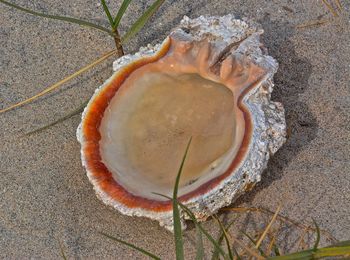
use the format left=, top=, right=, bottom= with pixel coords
left=1, top=0, right=349, bottom=258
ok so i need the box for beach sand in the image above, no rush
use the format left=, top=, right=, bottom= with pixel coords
left=1, top=0, right=349, bottom=258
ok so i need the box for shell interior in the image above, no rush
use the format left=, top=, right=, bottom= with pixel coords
left=97, top=21, right=268, bottom=199
left=99, top=71, right=239, bottom=199
left=78, top=15, right=286, bottom=230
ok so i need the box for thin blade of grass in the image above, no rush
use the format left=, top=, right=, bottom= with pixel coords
left=213, top=216, right=234, bottom=260
left=101, top=0, right=114, bottom=28
left=223, top=207, right=337, bottom=243
left=314, top=245, right=350, bottom=257
left=268, top=241, right=350, bottom=259
left=328, top=240, right=350, bottom=247
left=321, top=0, right=338, bottom=17
left=266, top=235, right=276, bottom=257
left=180, top=205, right=228, bottom=260
left=296, top=228, right=309, bottom=251
left=0, top=0, right=113, bottom=35
left=113, top=0, right=133, bottom=28
left=232, top=248, right=240, bottom=260
left=273, top=245, right=281, bottom=256
left=195, top=224, right=204, bottom=260
left=100, top=232, right=160, bottom=260
left=153, top=193, right=228, bottom=259
left=25, top=99, right=89, bottom=135
left=335, top=0, right=343, bottom=12
left=211, top=230, right=225, bottom=260
left=211, top=225, right=263, bottom=260
left=241, top=231, right=266, bottom=257
left=268, top=244, right=350, bottom=259
left=241, top=231, right=256, bottom=245
left=295, top=19, right=329, bottom=29
left=312, top=219, right=321, bottom=251
left=121, top=0, right=165, bottom=43
left=267, top=249, right=313, bottom=260
left=0, top=49, right=117, bottom=114
left=59, top=241, right=67, bottom=260
left=173, top=138, right=192, bottom=260
left=228, top=235, right=264, bottom=260
left=211, top=219, right=236, bottom=260
left=256, top=205, right=281, bottom=248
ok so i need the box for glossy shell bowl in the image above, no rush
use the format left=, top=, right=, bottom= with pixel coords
left=77, top=15, right=286, bottom=230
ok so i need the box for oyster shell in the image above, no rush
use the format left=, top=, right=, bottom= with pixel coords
left=77, top=15, right=286, bottom=230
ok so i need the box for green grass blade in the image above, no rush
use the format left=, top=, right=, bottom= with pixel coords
left=267, top=241, right=350, bottom=259
left=154, top=193, right=228, bottom=260
left=312, top=219, right=320, bottom=251
left=214, top=216, right=234, bottom=260
left=267, top=249, right=313, bottom=260
left=195, top=224, right=204, bottom=260
left=173, top=137, right=192, bottom=260
left=180, top=204, right=228, bottom=260
left=315, top=245, right=350, bottom=257
left=327, top=240, right=350, bottom=247
left=100, top=0, right=114, bottom=28
left=25, top=100, right=89, bottom=135
left=113, top=0, right=133, bottom=28
left=121, top=0, right=165, bottom=43
left=100, top=232, right=161, bottom=260
left=0, top=0, right=113, bottom=35
left=211, top=219, right=236, bottom=260
left=273, top=245, right=281, bottom=256
left=211, top=233, right=224, bottom=260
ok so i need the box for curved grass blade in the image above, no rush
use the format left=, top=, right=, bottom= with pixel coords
left=100, top=232, right=161, bottom=260
left=321, top=0, right=338, bottom=17
left=267, top=249, right=313, bottom=260
left=267, top=241, right=350, bottom=259
left=295, top=19, right=329, bottom=29
left=273, top=245, right=281, bottom=256
left=213, top=216, right=234, bottom=260
left=328, top=240, right=350, bottom=248
left=121, top=0, right=165, bottom=43
left=211, top=219, right=236, bottom=260
left=266, top=235, right=277, bottom=257
left=223, top=207, right=337, bottom=243
left=335, top=0, right=343, bottom=12
left=312, top=219, right=321, bottom=251
left=255, top=205, right=281, bottom=248
left=268, top=246, right=350, bottom=259
left=195, top=223, right=204, bottom=260
left=180, top=205, right=229, bottom=260
left=101, top=0, right=114, bottom=28
left=113, top=0, right=133, bottom=28
left=241, top=231, right=266, bottom=257
left=0, top=0, right=113, bottom=35
left=0, top=49, right=117, bottom=114
left=25, top=99, right=89, bottom=135
left=154, top=193, right=228, bottom=260
left=314, top=245, right=350, bottom=258
left=59, top=241, right=67, bottom=260
left=173, top=137, right=192, bottom=260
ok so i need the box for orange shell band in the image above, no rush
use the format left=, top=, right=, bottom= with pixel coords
left=81, top=38, right=259, bottom=212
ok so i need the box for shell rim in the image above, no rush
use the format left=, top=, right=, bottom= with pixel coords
left=78, top=37, right=267, bottom=213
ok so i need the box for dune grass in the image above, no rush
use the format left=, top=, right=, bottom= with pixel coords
left=1, top=0, right=344, bottom=133
left=0, top=0, right=165, bottom=114
left=101, top=143, right=350, bottom=259
left=1, top=1, right=349, bottom=258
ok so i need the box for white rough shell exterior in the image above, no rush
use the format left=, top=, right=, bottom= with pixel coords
left=78, top=15, right=286, bottom=231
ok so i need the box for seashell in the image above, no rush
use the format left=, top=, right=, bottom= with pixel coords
left=77, top=15, right=286, bottom=230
